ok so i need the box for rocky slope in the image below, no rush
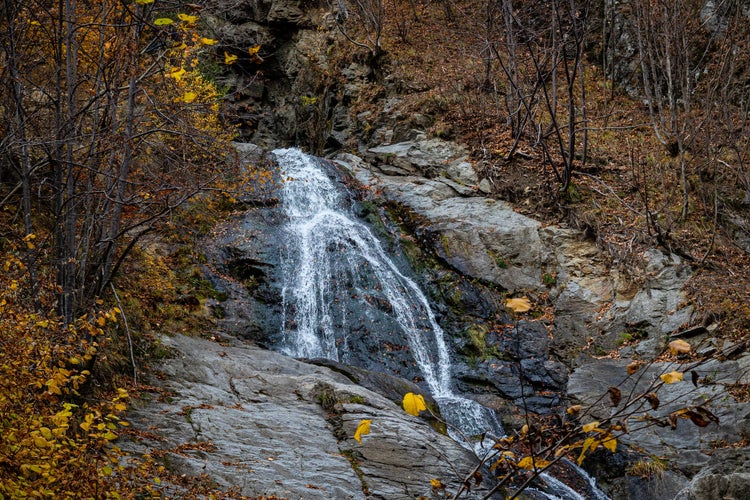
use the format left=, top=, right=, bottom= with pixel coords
left=122, top=1, right=750, bottom=498
left=124, top=334, right=485, bottom=499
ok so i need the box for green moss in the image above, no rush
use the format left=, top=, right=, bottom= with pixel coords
left=340, top=449, right=370, bottom=496
left=467, top=324, right=488, bottom=353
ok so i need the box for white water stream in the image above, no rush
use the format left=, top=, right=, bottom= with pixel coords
left=275, top=148, right=501, bottom=442
left=274, top=148, right=609, bottom=499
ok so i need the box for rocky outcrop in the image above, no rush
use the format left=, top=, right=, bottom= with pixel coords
left=568, top=354, right=750, bottom=496
left=123, top=334, right=485, bottom=499
left=335, top=141, right=695, bottom=365
left=675, top=449, right=750, bottom=500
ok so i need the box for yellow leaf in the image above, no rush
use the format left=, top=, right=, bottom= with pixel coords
left=505, top=297, right=532, bottom=313
left=248, top=44, right=261, bottom=55
left=177, top=13, right=198, bottom=23
left=517, top=456, right=550, bottom=470
left=200, top=37, right=218, bottom=45
left=430, top=478, right=445, bottom=489
left=46, top=379, right=62, bottom=395
left=169, top=67, right=186, bottom=81
left=96, top=316, right=106, bottom=327
left=582, top=421, right=600, bottom=433
left=224, top=52, right=238, bottom=65
left=602, top=436, right=617, bottom=453
left=626, top=360, right=643, bottom=375
left=135, top=0, right=155, bottom=4
left=154, top=17, right=174, bottom=25
left=39, top=427, right=53, bottom=440
left=668, top=339, right=691, bottom=355
left=402, top=392, right=427, bottom=416
left=80, top=414, right=94, bottom=431
left=182, top=91, right=197, bottom=103
left=577, top=436, right=598, bottom=465
left=354, top=419, right=371, bottom=443
left=566, top=404, right=582, bottom=415
left=33, top=436, right=49, bottom=448
left=660, top=371, right=684, bottom=384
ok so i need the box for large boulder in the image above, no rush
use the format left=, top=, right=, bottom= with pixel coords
left=568, top=355, right=750, bottom=482
left=123, top=334, right=486, bottom=499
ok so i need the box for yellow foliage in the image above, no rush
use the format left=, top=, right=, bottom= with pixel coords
left=177, top=13, right=199, bottom=24
left=224, top=51, right=238, bottom=65
left=354, top=419, right=371, bottom=443
left=582, top=421, right=600, bottom=433
left=660, top=371, right=684, bottom=384
left=517, top=456, right=550, bottom=470
left=505, top=297, right=532, bottom=313
left=430, top=478, right=446, bottom=489
left=602, top=436, right=617, bottom=453
left=0, top=250, right=135, bottom=498
left=402, top=392, right=427, bottom=416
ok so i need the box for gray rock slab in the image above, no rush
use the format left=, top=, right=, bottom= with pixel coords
left=568, top=357, right=750, bottom=476
left=123, top=334, right=483, bottom=499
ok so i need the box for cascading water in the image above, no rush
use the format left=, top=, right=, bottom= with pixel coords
left=273, top=148, right=609, bottom=499
left=275, top=147, right=501, bottom=444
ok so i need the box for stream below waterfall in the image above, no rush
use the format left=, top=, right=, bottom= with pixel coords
left=273, top=148, right=608, bottom=500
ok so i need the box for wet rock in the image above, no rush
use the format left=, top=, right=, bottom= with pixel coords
left=124, top=334, right=485, bottom=499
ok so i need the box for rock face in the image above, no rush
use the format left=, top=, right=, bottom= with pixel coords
left=124, top=334, right=485, bottom=499
left=568, top=355, right=750, bottom=497
left=335, top=142, right=695, bottom=364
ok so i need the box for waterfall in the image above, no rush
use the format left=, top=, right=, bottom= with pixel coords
left=275, top=147, right=502, bottom=444
left=273, top=148, right=609, bottom=500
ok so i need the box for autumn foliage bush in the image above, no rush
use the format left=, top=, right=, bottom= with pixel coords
left=0, top=248, right=134, bottom=497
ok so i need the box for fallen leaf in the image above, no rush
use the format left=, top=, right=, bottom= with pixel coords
left=626, top=361, right=643, bottom=375
left=430, top=478, right=446, bottom=489
left=354, top=419, right=371, bottom=443
left=506, top=297, right=532, bottom=313
left=644, top=392, right=660, bottom=410
left=608, top=387, right=622, bottom=407
left=582, top=421, right=600, bottom=433
left=566, top=404, right=582, bottom=415
left=402, top=392, right=427, bottom=416
left=668, top=339, right=691, bottom=355
left=660, top=371, right=684, bottom=384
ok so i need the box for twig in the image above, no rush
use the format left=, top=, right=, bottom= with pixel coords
left=110, top=282, right=138, bottom=386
